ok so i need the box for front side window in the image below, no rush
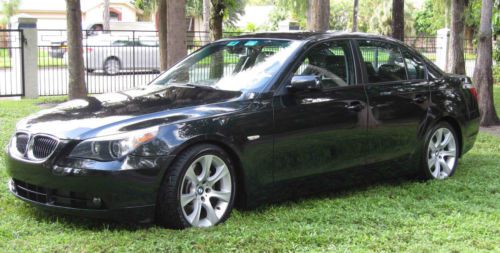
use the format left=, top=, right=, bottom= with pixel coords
left=358, top=40, right=407, bottom=83
left=293, top=40, right=355, bottom=88
left=151, top=39, right=302, bottom=92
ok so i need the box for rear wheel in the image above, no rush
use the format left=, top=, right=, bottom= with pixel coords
left=421, top=122, right=459, bottom=180
left=156, top=144, right=236, bottom=229
left=103, top=58, right=120, bottom=75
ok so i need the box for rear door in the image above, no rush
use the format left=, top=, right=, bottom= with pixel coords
left=272, top=40, right=369, bottom=182
left=356, top=39, right=430, bottom=167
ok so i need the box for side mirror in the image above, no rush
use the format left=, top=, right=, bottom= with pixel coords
left=287, top=75, right=322, bottom=91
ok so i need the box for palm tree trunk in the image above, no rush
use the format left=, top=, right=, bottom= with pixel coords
left=473, top=0, right=500, bottom=126
left=66, top=0, right=87, bottom=99
left=157, top=0, right=187, bottom=71
left=391, top=0, right=404, bottom=41
left=307, top=0, right=330, bottom=32
left=203, top=0, right=210, bottom=44
left=448, top=0, right=466, bottom=74
left=352, top=0, right=359, bottom=32
left=157, top=0, right=168, bottom=70
left=209, top=0, right=224, bottom=79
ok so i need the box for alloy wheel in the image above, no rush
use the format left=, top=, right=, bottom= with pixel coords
left=104, top=59, right=120, bottom=75
left=180, top=154, right=232, bottom=227
left=427, top=128, right=457, bottom=179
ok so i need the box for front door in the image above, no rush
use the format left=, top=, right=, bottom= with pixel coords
left=272, top=40, right=369, bottom=182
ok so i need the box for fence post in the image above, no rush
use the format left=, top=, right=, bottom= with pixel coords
left=436, top=28, right=450, bottom=72
left=11, top=17, right=38, bottom=98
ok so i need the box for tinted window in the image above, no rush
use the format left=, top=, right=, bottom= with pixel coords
left=402, top=49, right=425, bottom=80
left=358, top=40, right=407, bottom=83
left=294, top=40, right=355, bottom=88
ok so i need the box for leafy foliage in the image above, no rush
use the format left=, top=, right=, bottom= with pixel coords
left=0, top=0, right=20, bottom=26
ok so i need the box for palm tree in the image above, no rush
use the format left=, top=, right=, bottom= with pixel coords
left=307, top=0, right=330, bottom=32
left=157, top=0, right=187, bottom=70
left=66, top=0, right=87, bottom=99
left=448, top=0, right=466, bottom=74
left=392, top=0, right=404, bottom=41
left=473, top=0, right=500, bottom=126
left=352, top=0, right=359, bottom=32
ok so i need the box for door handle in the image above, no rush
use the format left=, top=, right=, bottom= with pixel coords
left=413, top=95, right=427, bottom=103
left=346, top=101, right=364, bottom=111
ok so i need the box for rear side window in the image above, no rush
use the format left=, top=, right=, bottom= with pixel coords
left=358, top=40, right=407, bottom=83
left=402, top=49, right=426, bottom=80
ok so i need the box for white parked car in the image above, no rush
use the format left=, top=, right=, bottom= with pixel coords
left=65, top=34, right=160, bottom=75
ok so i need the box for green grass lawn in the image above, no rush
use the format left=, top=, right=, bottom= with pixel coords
left=0, top=93, right=499, bottom=252
left=0, top=49, right=65, bottom=68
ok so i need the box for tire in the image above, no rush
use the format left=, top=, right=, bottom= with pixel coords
left=103, top=58, right=120, bottom=75
left=420, top=121, right=460, bottom=180
left=156, top=144, right=237, bottom=229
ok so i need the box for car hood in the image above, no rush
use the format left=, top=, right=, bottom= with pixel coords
left=16, top=85, right=246, bottom=140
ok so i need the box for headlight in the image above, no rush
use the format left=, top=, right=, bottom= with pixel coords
left=69, top=127, right=159, bottom=161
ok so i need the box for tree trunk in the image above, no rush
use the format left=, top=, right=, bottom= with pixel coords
left=157, top=0, right=167, bottom=70
left=352, top=0, right=359, bottom=32
left=103, top=0, right=110, bottom=31
left=448, top=0, right=466, bottom=74
left=209, top=0, right=224, bottom=79
left=391, top=0, right=404, bottom=41
left=66, top=0, right=87, bottom=99
left=209, top=0, right=224, bottom=41
left=473, top=0, right=500, bottom=126
left=444, top=0, right=451, bottom=29
left=202, top=0, right=210, bottom=44
left=307, top=0, right=330, bottom=32
left=157, top=0, right=187, bottom=71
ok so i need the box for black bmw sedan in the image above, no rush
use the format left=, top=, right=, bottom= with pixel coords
left=6, top=32, right=479, bottom=228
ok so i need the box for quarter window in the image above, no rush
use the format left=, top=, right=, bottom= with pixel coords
left=358, top=40, right=407, bottom=83
left=294, top=40, right=355, bottom=88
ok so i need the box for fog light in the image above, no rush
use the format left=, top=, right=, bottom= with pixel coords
left=92, top=197, right=102, bottom=207
left=8, top=179, right=16, bottom=193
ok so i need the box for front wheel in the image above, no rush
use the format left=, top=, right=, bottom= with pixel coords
left=156, top=144, right=236, bottom=229
left=421, top=122, right=459, bottom=180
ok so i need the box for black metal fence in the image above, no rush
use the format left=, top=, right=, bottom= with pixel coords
left=37, top=30, right=247, bottom=96
left=0, top=29, right=24, bottom=97
left=30, top=31, right=483, bottom=97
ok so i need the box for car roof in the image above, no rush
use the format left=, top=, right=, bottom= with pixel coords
left=230, top=31, right=405, bottom=45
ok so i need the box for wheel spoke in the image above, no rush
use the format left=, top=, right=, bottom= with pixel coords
left=210, top=190, right=231, bottom=202
left=185, top=165, right=199, bottom=184
left=180, top=192, right=196, bottom=207
left=440, top=132, right=451, bottom=148
left=434, top=129, right=443, bottom=148
left=432, top=159, right=441, bottom=178
left=440, top=159, right=452, bottom=175
left=441, top=150, right=456, bottom=158
left=203, top=201, right=219, bottom=225
left=187, top=199, right=202, bottom=226
left=199, top=155, right=213, bottom=182
left=428, top=156, right=437, bottom=169
left=208, top=165, right=229, bottom=186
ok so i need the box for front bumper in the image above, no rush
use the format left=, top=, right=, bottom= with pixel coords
left=6, top=154, right=175, bottom=223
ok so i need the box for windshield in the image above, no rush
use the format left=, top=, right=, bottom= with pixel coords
left=151, top=39, right=302, bottom=92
